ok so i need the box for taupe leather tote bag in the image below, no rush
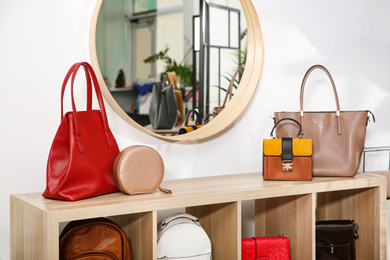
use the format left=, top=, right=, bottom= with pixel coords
left=274, top=65, right=372, bottom=177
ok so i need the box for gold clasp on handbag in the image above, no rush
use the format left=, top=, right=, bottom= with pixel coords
left=282, top=160, right=293, bottom=172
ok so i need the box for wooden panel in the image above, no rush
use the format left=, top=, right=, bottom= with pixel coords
left=9, top=172, right=386, bottom=259
left=11, top=173, right=383, bottom=223
left=10, top=196, right=58, bottom=260
left=187, top=202, right=240, bottom=260
left=254, top=199, right=266, bottom=237
left=255, top=194, right=314, bottom=260
left=317, top=187, right=385, bottom=260
left=109, top=211, right=156, bottom=260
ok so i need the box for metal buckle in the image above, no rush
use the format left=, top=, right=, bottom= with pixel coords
left=282, top=160, right=293, bottom=172
left=330, top=244, right=335, bottom=254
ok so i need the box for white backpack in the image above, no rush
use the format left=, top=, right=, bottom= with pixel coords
left=157, top=213, right=212, bottom=259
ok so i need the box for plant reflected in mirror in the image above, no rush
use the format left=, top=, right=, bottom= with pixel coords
left=144, top=47, right=193, bottom=87
left=95, top=0, right=253, bottom=138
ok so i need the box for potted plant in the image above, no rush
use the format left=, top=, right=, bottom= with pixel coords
left=144, top=47, right=193, bottom=87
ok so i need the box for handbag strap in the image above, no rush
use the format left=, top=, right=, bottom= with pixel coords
left=159, top=213, right=200, bottom=231
left=61, top=63, right=92, bottom=119
left=270, top=118, right=302, bottom=138
left=166, top=71, right=179, bottom=89
left=184, top=109, right=200, bottom=126
left=83, top=62, right=114, bottom=147
left=221, top=66, right=245, bottom=107
left=300, top=65, right=341, bottom=135
left=62, top=62, right=115, bottom=153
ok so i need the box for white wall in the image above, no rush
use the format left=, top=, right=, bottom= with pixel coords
left=156, top=3, right=184, bottom=77
left=96, top=0, right=129, bottom=88
left=1, top=0, right=390, bottom=259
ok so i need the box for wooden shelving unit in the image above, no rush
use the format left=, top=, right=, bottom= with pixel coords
left=10, top=172, right=387, bottom=259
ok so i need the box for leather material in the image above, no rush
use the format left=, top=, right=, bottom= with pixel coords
left=242, top=237, right=290, bottom=260
left=316, top=220, right=358, bottom=260
left=113, top=145, right=166, bottom=195
left=59, top=218, right=131, bottom=260
left=264, top=139, right=312, bottom=157
left=281, top=138, right=293, bottom=161
left=274, top=65, right=369, bottom=177
left=174, top=90, right=184, bottom=125
left=166, top=71, right=184, bottom=126
left=157, top=213, right=212, bottom=260
left=213, top=66, right=244, bottom=118
left=263, top=156, right=312, bottom=181
left=43, top=62, right=119, bottom=201
left=263, top=118, right=312, bottom=181
left=149, top=76, right=178, bottom=129
left=178, top=125, right=202, bottom=134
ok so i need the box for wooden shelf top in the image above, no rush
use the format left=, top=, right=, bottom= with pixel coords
left=11, top=172, right=385, bottom=222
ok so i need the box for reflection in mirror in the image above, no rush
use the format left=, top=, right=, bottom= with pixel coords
left=96, top=0, right=247, bottom=136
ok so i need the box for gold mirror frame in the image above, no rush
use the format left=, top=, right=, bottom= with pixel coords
left=89, top=0, right=263, bottom=142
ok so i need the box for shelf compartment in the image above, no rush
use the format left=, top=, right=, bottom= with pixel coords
left=254, top=194, right=314, bottom=260
left=187, top=201, right=241, bottom=260
left=10, top=172, right=386, bottom=259
left=317, top=187, right=382, bottom=260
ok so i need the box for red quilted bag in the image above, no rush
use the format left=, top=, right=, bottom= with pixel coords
left=242, top=237, right=290, bottom=260
left=42, top=62, right=119, bottom=201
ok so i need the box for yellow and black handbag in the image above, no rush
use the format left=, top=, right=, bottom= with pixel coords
left=263, top=118, right=312, bottom=181
left=179, top=110, right=202, bottom=135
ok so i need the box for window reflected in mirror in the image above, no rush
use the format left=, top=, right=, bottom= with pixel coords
left=96, top=0, right=247, bottom=136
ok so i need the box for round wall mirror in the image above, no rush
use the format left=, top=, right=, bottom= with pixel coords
left=89, top=0, right=263, bottom=141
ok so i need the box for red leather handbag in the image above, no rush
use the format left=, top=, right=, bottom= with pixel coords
left=242, top=236, right=290, bottom=260
left=43, top=62, right=119, bottom=201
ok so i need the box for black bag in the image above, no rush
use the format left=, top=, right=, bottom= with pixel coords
left=316, top=220, right=359, bottom=260
left=149, top=75, right=178, bottom=129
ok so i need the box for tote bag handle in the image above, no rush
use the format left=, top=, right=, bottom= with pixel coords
left=221, top=66, right=245, bottom=107
left=61, top=63, right=92, bottom=119
left=299, top=65, right=341, bottom=135
left=61, top=62, right=114, bottom=152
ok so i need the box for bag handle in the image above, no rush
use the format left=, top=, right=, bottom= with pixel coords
left=61, top=63, right=92, bottom=119
left=270, top=118, right=302, bottom=138
left=159, top=75, right=168, bottom=91
left=184, top=109, right=200, bottom=126
left=159, top=213, right=200, bottom=231
left=300, top=65, right=341, bottom=135
left=165, top=71, right=179, bottom=89
left=79, top=62, right=114, bottom=148
left=221, top=66, right=245, bottom=107
left=62, top=62, right=115, bottom=153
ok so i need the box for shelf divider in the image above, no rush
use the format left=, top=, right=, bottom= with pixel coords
left=109, top=210, right=156, bottom=260
left=187, top=201, right=240, bottom=260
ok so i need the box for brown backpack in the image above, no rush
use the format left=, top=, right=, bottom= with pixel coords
left=59, top=218, right=131, bottom=260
